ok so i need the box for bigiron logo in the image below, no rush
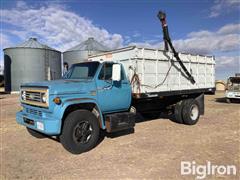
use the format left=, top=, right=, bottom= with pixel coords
left=181, top=161, right=237, bottom=179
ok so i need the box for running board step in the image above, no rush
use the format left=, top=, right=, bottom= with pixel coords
left=105, top=112, right=136, bottom=133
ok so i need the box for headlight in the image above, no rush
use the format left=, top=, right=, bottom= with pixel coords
left=41, top=93, right=48, bottom=103
left=21, top=90, right=26, bottom=101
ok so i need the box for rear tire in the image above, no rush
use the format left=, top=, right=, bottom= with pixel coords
left=26, top=127, right=46, bottom=138
left=60, top=110, right=100, bottom=154
left=182, top=99, right=200, bottom=125
left=173, top=101, right=184, bottom=124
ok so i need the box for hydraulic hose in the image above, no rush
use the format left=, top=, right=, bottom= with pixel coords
left=157, top=11, right=196, bottom=84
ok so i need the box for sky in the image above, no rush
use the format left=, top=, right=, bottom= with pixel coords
left=0, top=0, right=239, bottom=80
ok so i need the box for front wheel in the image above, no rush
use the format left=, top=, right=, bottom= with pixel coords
left=182, top=99, right=200, bottom=125
left=60, top=110, right=100, bottom=154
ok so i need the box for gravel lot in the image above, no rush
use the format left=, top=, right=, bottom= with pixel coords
left=0, top=92, right=239, bottom=179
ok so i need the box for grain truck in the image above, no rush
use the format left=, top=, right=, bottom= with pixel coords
left=16, top=11, right=215, bottom=154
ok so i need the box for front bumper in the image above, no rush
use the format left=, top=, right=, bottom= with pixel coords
left=226, top=91, right=240, bottom=99
left=16, top=110, right=61, bottom=135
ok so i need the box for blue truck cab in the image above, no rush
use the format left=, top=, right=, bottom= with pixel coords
left=16, top=61, right=134, bottom=153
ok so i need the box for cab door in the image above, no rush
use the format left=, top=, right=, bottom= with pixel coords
left=96, top=62, right=131, bottom=113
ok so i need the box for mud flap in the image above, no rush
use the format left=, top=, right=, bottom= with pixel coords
left=195, top=93, right=204, bottom=115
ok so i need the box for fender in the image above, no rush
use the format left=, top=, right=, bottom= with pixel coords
left=53, top=97, right=105, bottom=133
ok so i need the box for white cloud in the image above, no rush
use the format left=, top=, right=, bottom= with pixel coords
left=187, top=30, right=213, bottom=38
left=174, top=23, right=239, bottom=54
left=0, top=32, right=13, bottom=49
left=215, top=56, right=240, bottom=68
left=124, top=36, right=132, bottom=44
left=132, top=31, right=141, bottom=38
left=16, top=1, right=27, bottom=9
left=176, top=24, right=240, bottom=54
left=130, top=23, right=240, bottom=71
left=217, top=23, right=240, bottom=34
left=215, top=56, right=240, bottom=79
left=0, top=2, right=123, bottom=51
left=209, top=0, right=240, bottom=18
left=174, top=33, right=239, bottom=55
left=0, top=1, right=239, bottom=78
left=129, top=41, right=163, bottom=49
left=6, top=30, right=30, bottom=41
left=0, top=33, right=13, bottom=69
left=132, top=23, right=240, bottom=55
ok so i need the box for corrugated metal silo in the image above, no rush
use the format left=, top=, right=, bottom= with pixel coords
left=3, top=38, right=61, bottom=92
left=215, top=80, right=226, bottom=91
left=63, top=37, right=109, bottom=67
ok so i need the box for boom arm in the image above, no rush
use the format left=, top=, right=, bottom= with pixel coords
left=157, top=11, right=195, bottom=84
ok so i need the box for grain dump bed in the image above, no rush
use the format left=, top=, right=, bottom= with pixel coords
left=89, top=46, right=215, bottom=95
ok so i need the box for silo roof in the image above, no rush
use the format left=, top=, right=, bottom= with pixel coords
left=4, top=38, right=60, bottom=52
left=65, top=37, right=109, bottom=52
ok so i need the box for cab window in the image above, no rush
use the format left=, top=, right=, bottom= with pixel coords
left=98, top=63, right=125, bottom=80
left=99, top=63, right=113, bottom=80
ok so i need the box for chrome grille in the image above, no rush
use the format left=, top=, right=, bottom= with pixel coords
left=26, top=108, right=42, bottom=117
left=20, top=88, right=49, bottom=108
left=26, top=91, right=42, bottom=102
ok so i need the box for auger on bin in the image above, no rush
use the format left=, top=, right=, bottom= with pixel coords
left=157, top=11, right=196, bottom=84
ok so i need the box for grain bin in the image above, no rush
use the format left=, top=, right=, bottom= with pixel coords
left=63, top=37, right=109, bottom=67
left=215, top=80, right=226, bottom=91
left=3, top=38, right=61, bottom=92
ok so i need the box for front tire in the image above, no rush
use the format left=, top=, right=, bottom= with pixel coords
left=60, top=110, right=100, bottom=154
left=182, top=99, right=200, bottom=125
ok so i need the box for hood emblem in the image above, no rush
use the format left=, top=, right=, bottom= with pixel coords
left=29, top=94, right=35, bottom=99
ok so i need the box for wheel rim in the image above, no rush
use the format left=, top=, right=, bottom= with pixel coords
left=73, top=121, right=93, bottom=144
left=190, top=104, right=199, bottom=121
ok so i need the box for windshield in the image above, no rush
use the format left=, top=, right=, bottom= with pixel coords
left=229, top=83, right=240, bottom=91
left=63, top=62, right=100, bottom=79
left=228, top=77, right=240, bottom=91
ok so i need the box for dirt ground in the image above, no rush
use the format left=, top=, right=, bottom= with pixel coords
left=0, top=92, right=239, bottom=179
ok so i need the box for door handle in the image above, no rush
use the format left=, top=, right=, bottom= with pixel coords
left=98, top=85, right=113, bottom=91
left=103, top=85, right=112, bottom=90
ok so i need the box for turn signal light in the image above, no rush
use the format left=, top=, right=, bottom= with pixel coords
left=53, top=97, right=61, bottom=105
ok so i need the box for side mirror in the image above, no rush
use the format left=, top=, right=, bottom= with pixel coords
left=112, top=64, right=121, bottom=81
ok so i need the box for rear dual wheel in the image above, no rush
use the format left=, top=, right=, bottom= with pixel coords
left=174, top=99, right=200, bottom=125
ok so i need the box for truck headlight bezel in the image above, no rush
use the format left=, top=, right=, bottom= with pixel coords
left=21, top=90, right=26, bottom=101
left=20, top=88, right=49, bottom=108
left=41, top=92, right=48, bottom=103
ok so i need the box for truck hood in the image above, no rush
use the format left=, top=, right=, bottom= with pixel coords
left=21, top=79, right=96, bottom=95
